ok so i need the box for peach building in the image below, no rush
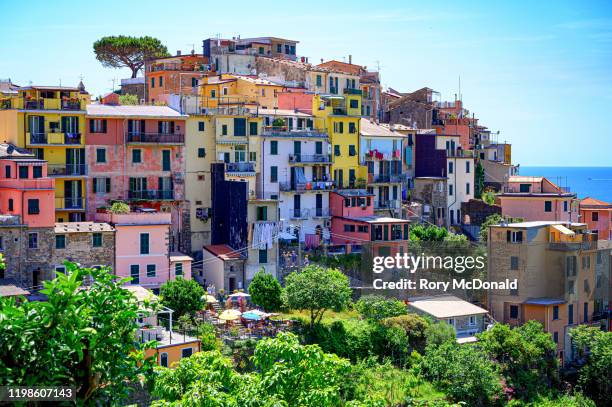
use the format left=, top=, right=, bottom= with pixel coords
left=497, top=176, right=577, bottom=222
left=85, top=104, right=189, bottom=252
left=96, top=211, right=192, bottom=291
left=145, top=52, right=210, bottom=104
left=580, top=197, right=612, bottom=241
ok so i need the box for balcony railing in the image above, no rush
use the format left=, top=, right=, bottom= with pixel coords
left=128, top=190, right=175, bottom=200
left=548, top=241, right=597, bottom=251
left=47, top=164, right=87, bottom=176
left=226, top=162, right=256, bottom=173
left=289, top=154, right=331, bottom=164
left=126, top=133, right=185, bottom=144
left=261, top=126, right=328, bottom=138
left=371, top=174, right=402, bottom=183
left=343, top=88, right=362, bottom=95
left=28, top=132, right=82, bottom=145
left=375, top=200, right=401, bottom=210
left=290, top=208, right=329, bottom=219
left=279, top=180, right=334, bottom=192
left=22, top=99, right=85, bottom=111
left=55, top=197, right=84, bottom=210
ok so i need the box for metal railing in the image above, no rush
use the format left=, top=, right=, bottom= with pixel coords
left=289, top=154, right=331, bottom=164
left=128, top=190, right=175, bottom=200
left=344, top=88, right=362, bottom=95
left=261, top=126, right=328, bottom=138
left=55, top=197, right=84, bottom=209
left=289, top=208, right=329, bottom=218
left=47, top=164, right=87, bottom=176
left=548, top=241, right=597, bottom=251
left=375, top=200, right=401, bottom=210
left=226, top=162, right=256, bottom=173
left=28, top=132, right=82, bottom=145
left=126, top=133, right=185, bottom=143
left=279, top=180, right=334, bottom=192
left=371, top=174, right=402, bottom=183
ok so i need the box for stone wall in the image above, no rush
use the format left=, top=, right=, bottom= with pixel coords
left=0, top=225, right=54, bottom=287
left=461, top=199, right=501, bottom=226
left=50, top=231, right=115, bottom=271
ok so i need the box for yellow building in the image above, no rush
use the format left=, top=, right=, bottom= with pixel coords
left=0, top=85, right=90, bottom=221
left=312, top=92, right=367, bottom=188
left=199, top=74, right=284, bottom=110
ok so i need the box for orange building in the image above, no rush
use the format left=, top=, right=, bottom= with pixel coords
left=145, top=52, right=210, bottom=104
left=580, top=197, right=612, bottom=240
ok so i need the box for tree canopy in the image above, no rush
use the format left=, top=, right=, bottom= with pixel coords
left=570, top=325, right=612, bottom=405
left=355, top=294, right=407, bottom=321
left=248, top=269, right=283, bottom=311
left=159, top=278, right=205, bottom=319
left=285, top=265, right=352, bottom=329
left=93, top=35, right=170, bottom=78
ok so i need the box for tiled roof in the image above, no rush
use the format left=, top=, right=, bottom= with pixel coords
left=580, top=197, right=612, bottom=208
left=360, top=118, right=406, bottom=138
left=408, top=295, right=488, bottom=318
left=86, top=104, right=188, bottom=118
left=204, top=244, right=243, bottom=260
left=508, top=176, right=543, bottom=183
left=54, top=222, right=115, bottom=233
left=0, top=280, right=30, bottom=297
left=333, top=189, right=374, bottom=197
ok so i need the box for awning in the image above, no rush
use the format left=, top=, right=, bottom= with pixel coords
left=552, top=224, right=574, bottom=235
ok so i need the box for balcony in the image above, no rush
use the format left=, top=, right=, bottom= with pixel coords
left=375, top=200, right=401, bottom=210
left=20, top=98, right=85, bottom=111
left=261, top=126, right=328, bottom=138
left=226, top=162, right=256, bottom=174
left=126, top=133, right=185, bottom=144
left=344, top=88, right=362, bottom=95
left=55, top=197, right=84, bottom=210
left=548, top=241, right=597, bottom=251
left=288, top=154, right=331, bottom=164
left=279, top=180, right=334, bottom=192
left=27, top=132, right=82, bottom=145
left=370, top=174, right=402, bottom=184
left=128, top=190, right=175, bottom=200
left=47, top=164, right=87, bottom=177
left=290, top=208, right=329, bottom=219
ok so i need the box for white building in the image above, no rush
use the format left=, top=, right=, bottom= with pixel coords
left=257, top=109, right=332, bottom=243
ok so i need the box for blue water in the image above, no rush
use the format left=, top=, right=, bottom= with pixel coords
left=520, top=167, right=612, bottom=203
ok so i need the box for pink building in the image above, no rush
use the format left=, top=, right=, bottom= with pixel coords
left=85, top=105, right=188, bottom=252
left=0, top=144, right=55, bottom=228
left=580, top=197, right=612, bottom=240
left=329, top=190, right=410, bottom=255
left=497, top=176, right=577, bottom=222
left=96, top=210, right=192, bottom=291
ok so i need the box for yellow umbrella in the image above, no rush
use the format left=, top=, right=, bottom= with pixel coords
left=203, top=295, right=218, bottom=303
left=218, top=309, right=242, bottom=321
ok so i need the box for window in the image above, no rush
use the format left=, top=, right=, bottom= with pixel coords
left=357, top=225, right=369, bottom=233
left=93, top=177, right=111, bottom=193
left=348, top=145, right=356, bottom=156
left=506, top=230, right=523, bottom=243
left=553, top=305, right=559, bottom=320
left=160, top=353, right=168, bottom=367
left=147, top=264, right=156, bottom=278
left=583, top=302, right=588, bottom=323
left=344, top=224, right=356, bottom=232
left=276, top=44, right=282, bottom=53
left=8, top=198, right=13, bottom=211
left=256, top=206, right=267, bottom=221
left=519, top=183, right=531, bottom=193
left=55, top=234, right=66, bottom=249
left=349, top=99, right=358, bottom=109
left=96, top=148, right=106, bottom=163
left=447, top=318, right=455, bottom=326
left=191, top=77, right=198, bottom=87
left=132, top=149, right=142, bottom=163
left=222, top=124, right=227, bottom=135
left=544, top=201, right=552, bottom=212
left=234, top=118, right=246, bottom=136
left=28, top=232, right=38, bottom=249
left=259, top=249, right=268, bottom=264
left=175, top=262, right=183, bottom=276
left=150, top=77, right=154, bottom=88
left=4, top=165, right=10, bottom=178
left=33, top=166, right=42, bottom=178
left=223, top=87, right=228, bottom=96
left=249, top=152, right=256, bottom=162
left=339, top=122, right=344, bottom=133
left=510, top=305, right=519, bottom=319
left=90, top=119, right=107, bottom=133
left=334, top=145, right=341, bottom=156
left=510, top=256, right=519, bottom=270
left=162, top=150, right=171, bottom=171
left=270, top=166, right=278, bottom=182
left=18, top=166, right=28, bottom=179
left=592, top=212, right=599, bottom=221
left=130, top=265, right=139, bottom=284
left=27, top=199, right=40, bottom=215
left=449, top=184, right=453, bottom=196
left=159, top=76, right=163, bottom=87
left=553, top=332, right=558, bottom=343
left=258, top=46, right=264, bottom=55
left=270, top=140, right=278, bottom=155
left=568, top=304, right=574, bottom=324
left=198, top=121, right=205, bottom=131
left=466, top=182, right=470, bottom=195
left=448, top=162, right=454, bottom=174
left=466, top=161, right=470, bottom=173
left=92, top=233, right=102, bottom=247
left=140, top=233, right=150, bottom=255
left=568, top=280, right=575, bottom=294
left=211, top=89, right=216, bottom=98
left=564, top=201, right=568, bottom=212
left=469, top=316, right=476, bottom=326
left=316, top=74, right=322, bottom=87
left=566, top=256, right=577, bottom=276
left=249, top=122, right=258, bottom=135
left=181, top=347, right=193, bottom=358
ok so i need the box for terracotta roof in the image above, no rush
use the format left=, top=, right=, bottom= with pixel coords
left=203, top=244, right=244, bottom=260
left=508, top=176, right=543, bottom=183
left=580, top=197, right=612, bottom=208
left=54, top=222, right=115, bottom=233
left=0, top=283, right=30, bottom=297
left=360, top=118, right=406, bottom=138
left=170, top=252, right=194, bottom=262
left=316, top=60, right=365, bottom=76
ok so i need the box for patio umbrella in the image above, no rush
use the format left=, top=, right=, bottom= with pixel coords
left=218, top=309, right=242, bottom=321
left=248, top=309, right=269, bottom=317
left=242, top=311, right=263, bottom=321
left=203, top=295, right=218, bottom=303
left=228, top=292, right=251, bottom=299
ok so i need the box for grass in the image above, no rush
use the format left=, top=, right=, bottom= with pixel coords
left=274, top=308, right=361, bottom=324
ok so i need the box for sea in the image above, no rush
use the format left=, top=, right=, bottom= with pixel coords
left=520, top=167, right=612, bottom=203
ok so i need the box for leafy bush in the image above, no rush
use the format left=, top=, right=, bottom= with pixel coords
left=159, top=278, right=205, bottom=319
left=248, top=269, right=283, bottom=311
left=355, top=294, right=407, bottom=321
left=109, top=201, right=130, bottom=214
left=119, top=93, right=139, bottom=105
left=570, top=325, right=612, bottom=405
left=424, top=322, right=456, bottom=348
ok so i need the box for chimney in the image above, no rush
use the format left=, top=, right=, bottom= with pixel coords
left=177, top=50, right=182, bottom=56
left=349, top=55, right=352, bottom=64
left=191, top=49, right=195, bottom=55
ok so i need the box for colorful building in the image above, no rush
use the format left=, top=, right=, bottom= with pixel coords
left=199, top=74, right=284, bottom=110
left=85, top=104, right=189, bottom=252
left=145, top=52, right=210, bottom=104
left=0, top=84, right=90, bottom=222
left=497, top=176, right=577, bottom=223
left=580, top=197, right=612, bottom=241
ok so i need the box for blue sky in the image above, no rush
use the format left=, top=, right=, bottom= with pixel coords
left=1, top=0, right=611, bottom=166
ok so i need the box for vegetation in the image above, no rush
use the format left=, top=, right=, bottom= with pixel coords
left=284, top=264, right=352, bottom=329
left=409, top=224, right=467, bottom=243
left=355, top=294, right=407, bottom=321
left=479, top=214, right=524, bottom=242
left=0, top=253, right=4, bottom=270
left=482, top=189, right=496, bottom=205
left=109, top=201, right=130, bottom=214
left=159, top=278, right=205, bottom=319
left=570, top=325, right=612, bottom=405
left=475, top=160, right=485, bottom=197
left=424, top=322, right=456, bottom=348
left=93, top=35, right=170, bottom=78
left=0, top=262, right=154, bottom=403
left=119, top=93, right=139, bottom=105
left=248, top=269, right=283, bottom=311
